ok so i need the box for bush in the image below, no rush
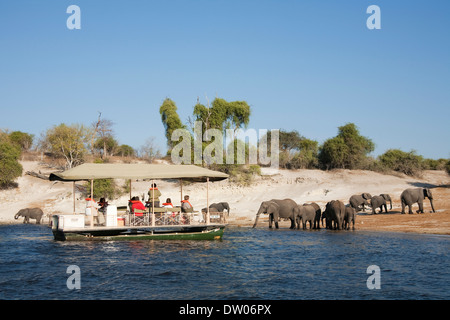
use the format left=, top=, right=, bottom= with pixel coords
left=9, top=131, right=34, bottom=151
left=422, top=158, right=448, bottom=170
left=85, top=178, right=119, bottom=200
left=378, top=149, right=423, bottom=176
left=0, top=142, right=23, bottom=188
left=319, top=123, right=374, bottom=170
left=445, top=160, right=450, bottom=176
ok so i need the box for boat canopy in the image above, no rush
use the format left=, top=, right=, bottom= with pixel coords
left=49, top=163, right=229, bottom=182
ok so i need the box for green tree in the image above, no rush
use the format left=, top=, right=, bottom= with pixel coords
left=9, top=131, right=34, bottom=151
left=94, top=136, right=118, bottom=157
left=378, top=149, right=424, bottom=176
left=193, top=98, right=251, bottom=134
left=43, top=123, right=89, bottom=169
left=319, top=123, right=374, bottom=169
left=159, top=98, right=185, bottom=151
left=0, top=142, right=23, bottom=188
left=116, top=144, right=135, bottom=157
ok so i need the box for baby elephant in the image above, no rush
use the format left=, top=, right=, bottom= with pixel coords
left=370, top=194, right=392, bottom=214
left=343, top=206, right=356, bottom=230
left=294, top=204, right=320, bottom=230
left=14, top=208, right=44, bottom=224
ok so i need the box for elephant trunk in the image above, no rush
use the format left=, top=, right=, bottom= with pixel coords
left=429, top=198, right=436, bottom=213
left=252, top=213, right=260, bottom=228
left=14, top=213, right=19, bottom=220
left=389, top=199, right=392, bottom=210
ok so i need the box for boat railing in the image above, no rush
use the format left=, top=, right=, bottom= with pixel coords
left=125, top=209, right=226, bottom=227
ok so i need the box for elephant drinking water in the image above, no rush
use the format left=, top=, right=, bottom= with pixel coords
left=14, top=208, right=44, bottom=224
left=252, top=199, right=297, bottom=229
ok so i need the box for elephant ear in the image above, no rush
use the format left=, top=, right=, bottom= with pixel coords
left=362, top=193, right=372, bottom=200
left=381, top=194, right=390, bottom=200
left=267, top=202, right=279, bottom=214
left=424, top=188, right=433, bottom=199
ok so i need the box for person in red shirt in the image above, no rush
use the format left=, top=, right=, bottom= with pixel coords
left=129, top=196, right=146, bottom=213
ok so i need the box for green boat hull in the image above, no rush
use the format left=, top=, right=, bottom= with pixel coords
left=55, top=226, right=225, bottom=241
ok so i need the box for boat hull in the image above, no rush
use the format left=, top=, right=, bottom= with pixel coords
left=52, top=225, right=225, bottom=241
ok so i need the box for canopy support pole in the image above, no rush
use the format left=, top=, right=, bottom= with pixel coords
left=180, top=179, right=183, bottom=203
left=151, top=179, right=155, bottom=226
left=90, top=179, right=94, bottom=228
left=206, top=177, right=210, bottom=224
left=73, top=182, right=76, bottom=214
left=129, top=180, right=132, bottom=200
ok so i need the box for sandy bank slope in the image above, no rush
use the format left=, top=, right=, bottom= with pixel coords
left=1, top=161, right=449, bottom=235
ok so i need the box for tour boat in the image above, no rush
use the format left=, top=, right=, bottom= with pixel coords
left=49, top=163, right=228, bottom=241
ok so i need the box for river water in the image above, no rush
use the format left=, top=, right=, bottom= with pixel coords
left=0, top=224, right=448, bottom=300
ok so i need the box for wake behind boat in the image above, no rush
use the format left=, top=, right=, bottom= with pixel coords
left=49, top=163, right=229, bottom=241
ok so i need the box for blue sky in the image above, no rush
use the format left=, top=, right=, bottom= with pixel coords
left=1, top=0, right=449, bottom=159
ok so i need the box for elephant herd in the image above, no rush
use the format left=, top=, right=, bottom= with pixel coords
left=252, top=187, right=436, bottom=231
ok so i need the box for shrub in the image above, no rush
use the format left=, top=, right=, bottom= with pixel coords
left=445, top=160, right=450, bottom=176
left=0, top=142, right=23, bottom=188
left=319, top=123, right=374, bottom=170
left=378, top=149, right=423, bottom=176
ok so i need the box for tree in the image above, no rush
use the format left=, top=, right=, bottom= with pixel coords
left=94, top=136, right=118, bottom=157
left=159, top=98, right=185, bottom=151
left=91, top=116, right=115, bottom=158
left=193, top=97, right=251, bottom=135
left=378, top=149, right=424, bottom=176
left=139, top=137, right=161, bottom=163
left=43, top=123, right=89, bottom=169
left=0, top=142, right=23, bottom=188
left=9, top=131, right=34, bottom=151
left=116, top=144, right=135, bottom=157
left=319, top=123, right=374, bottom=169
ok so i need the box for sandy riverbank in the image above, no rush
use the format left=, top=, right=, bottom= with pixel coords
left=1, top=161, right=449, bottom=235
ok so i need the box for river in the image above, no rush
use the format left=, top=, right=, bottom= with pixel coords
left=0, top=224, right=448, bottom=300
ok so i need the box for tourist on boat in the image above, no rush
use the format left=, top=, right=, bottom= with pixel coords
left=130, top=196, right=146, bottom=213
left=181, top=195, right=193, bottom=213
left=98, top=198, right=108, bottom=213
left=162, top=198, right=174, bottom=208
left=147, top=183, right=161, bottom=207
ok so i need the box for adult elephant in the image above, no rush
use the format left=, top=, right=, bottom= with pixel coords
left=202, top=202, right=230, bottom=215
left=349, top=193, right=372, bottom=212
left=343, top=206, right=356, bottom=230
left=322, top=200, right=345, bottom=230
left=294, top=204, right=318, bottom=230
left=14, top=208, right=44, bottom=224
left=252, top=199, right=297, bottom=229
left=401, top=188, right=435, bottom=214
left=370, top=194, right=392, bottom=214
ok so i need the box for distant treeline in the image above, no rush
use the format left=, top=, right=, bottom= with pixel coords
left=1, top=97, right=449, bottom=189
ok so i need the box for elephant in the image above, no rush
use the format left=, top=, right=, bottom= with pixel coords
left=343, top=206, right=356, bottom=230
left=294, top=204, right=319, bottom=230
left=302, top=203, right=321, bottom=229
left=322, top=200, right=345, bottom=230
left=201, top=202, right=230, bottom=216
left=349, top=193, right=372, bottom=212
left=370, top=194, right=392, bottom=214
left=252, top=199, right=297, bottom=229
left=401, top=188, right=435, bottom=214
left=14, top=208, right=44, bottom=224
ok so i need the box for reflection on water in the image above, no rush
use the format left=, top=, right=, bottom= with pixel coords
left=0, top=224, right=448, bottom=299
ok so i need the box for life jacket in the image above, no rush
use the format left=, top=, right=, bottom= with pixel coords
left=162, top=202, right=174, bottom=207
left=129, top=200, right=146, bottom=213
left=181, top=200, right=192, bottom=207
